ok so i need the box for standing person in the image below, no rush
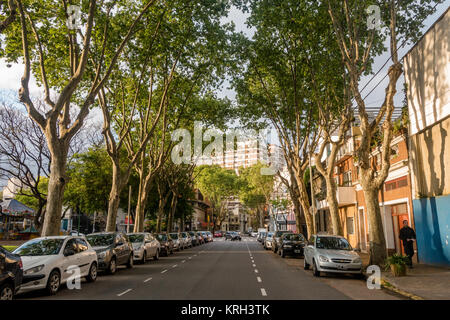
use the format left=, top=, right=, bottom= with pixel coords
left=399, top=220, right=416, bottom=268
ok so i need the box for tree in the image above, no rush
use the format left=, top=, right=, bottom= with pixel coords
left=327, top=0, right=443, bottom=265
left=1, top=0, right=157, bottom=235
left=194, top=165, right=239, bottom=231
left=233, top=0, right=333, bottom=236
left=0, top=0, right=16, bottom=33
left=238, top=162, right=274, bottom=228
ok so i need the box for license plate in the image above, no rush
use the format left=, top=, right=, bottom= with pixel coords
left=294, top=250, right=301, bottom=253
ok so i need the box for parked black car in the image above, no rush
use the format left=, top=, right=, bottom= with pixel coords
left=225, top=231, right=241, bottom=241
left=278, top=233, right=306, bottom=258
left=156, top=233, right=174, bottom=256
left=86, top=232, right=134, bottom=274
left=272, top=230, right=293, bottom=253
left=0, top=245, right=23, bottom=300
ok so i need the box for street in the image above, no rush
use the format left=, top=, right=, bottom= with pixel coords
left=16, top=237, right=402, bottom=300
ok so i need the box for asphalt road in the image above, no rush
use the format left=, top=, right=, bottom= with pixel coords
left=16, top=237, right=401, bottom=300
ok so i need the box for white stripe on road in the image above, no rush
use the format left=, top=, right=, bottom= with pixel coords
left=252, top=264, right=256, bottom=267
left=117, top=289, right=132, bottom=297
left=188, top=257, right=192, bottom=259
left=254, top=269, right=259, bottom=273
left=161, top=269, right=167, bottom=274
left=144, top=277, right=152, bottom=283
left=172, top=264, right=178, bottom=268
left=257, top=277, right=262, bottom=283
left=182, top=260, right=186, bottom=263
left=261, top=288, right=267, bottom=296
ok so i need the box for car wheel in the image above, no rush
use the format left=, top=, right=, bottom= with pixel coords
left=303, top=258, right=310, bottom=270
left=141, top=251, right=147, bottom=264
left=86, top=262, right=98, bottom=282
left=0, top=282, right=14, bottom=300
left=108, top=257, right=117, bottom=275
left=312, top=260, right=320, bottom=277
left=46, top=269, right=61, bottom=295
left=154, top=249, right=159, bottom=261
left=126, top=254, right=134, bottom=268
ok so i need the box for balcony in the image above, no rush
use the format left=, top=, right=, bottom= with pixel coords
left=316, top=186, right=356, bottom=210
left=336, top=139, right=354, bottom=163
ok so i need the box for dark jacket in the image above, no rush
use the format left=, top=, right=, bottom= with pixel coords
left=399, top=226, right=416, bottom=245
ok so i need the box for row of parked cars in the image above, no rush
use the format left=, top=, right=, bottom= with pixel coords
left=257, top=230, right=364, bottom=278
left=0, top=230, right=214, bottom=300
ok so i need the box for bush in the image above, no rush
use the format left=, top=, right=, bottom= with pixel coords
left=384, top=253, right=409, bottom=271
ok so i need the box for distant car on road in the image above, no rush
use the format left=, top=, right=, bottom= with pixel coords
left=188, top=231, right=200, bottom=246
left=225, top=231, right=241, bottom=241
left=0, top=245, right=23, bottom=300
left=205, top=231, right=213, bottom=242
left=180, top=232, right=193, bottom=249
left=257, top=232, right=267, bottom=243
left=278, top=233, right=306, bottom=258
left=169, top=233, right=183, bottom=251
left=14, top=236, right=97, bottom=295
left=271, top=230, right=293, bottom=253
left=214, top=231, right=223, bottom=238
left=264, top=232, right=274, bottom=250
left=86, top=232, right=133, bottom=275
left=251, top=232, right=258, bottom=237
left=303, top=234, right=363, bottom=278
left=127, top=233, right=160, bottom=263
left=155, top=233, right=174, bottom=256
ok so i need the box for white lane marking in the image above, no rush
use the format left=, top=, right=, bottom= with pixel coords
left=194, top=254, right=197, bottom=256
left=182, top=260, right=186, bottom=263
left=117, top=289, right=132, bottom=297
left=161, top=269, right=167, bottom=274
left=188, top=257, right=192, bottom=259
left=257, top=277, right=262, bottom=283
left=261, top=288, right=267, bottom=296
left=254, top=269, right=259, bottom=273
left=252, top=264, right=256, bottom=267
left=144, top=277, right=152, bottom=283
left=172, top=264, right=178, bottom=268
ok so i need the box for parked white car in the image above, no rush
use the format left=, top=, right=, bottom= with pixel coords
left=303, top=234, right=363, bottom=278
left=13, top=236, right=98, bottom=295
left=127, top=233, right=160, bottom=263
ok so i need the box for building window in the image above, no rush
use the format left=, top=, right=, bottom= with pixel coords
left=346, top=217, right=354, bottom=235
left=343, top=171, right=352, bottom=187
left=385, top=176, right=408, bottom=191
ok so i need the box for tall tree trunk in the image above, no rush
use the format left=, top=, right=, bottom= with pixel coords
left=294, top=173, right=314, bottom=236
left=167, top=194, right=177, bottom=233
left=106, top=163, right=122, bottom=232
left=325, top=178, right=343, bottom=235
left=41, top=146, right=68, bottom=236
left=133, top=171, right=153, bottom=232
left=362, top=183, right=387, bottom=266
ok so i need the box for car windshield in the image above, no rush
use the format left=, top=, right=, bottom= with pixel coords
left=316, top=237, right=352, bottom=250
left=170, top=233, right=178, bottom=239
left=283, top=234, right=304, bottom=241
left=266, top=233, right=274, bottom=238
left=86, top=234, right=115, bottom=246
left=157, top=234, right=167, bottom=241
left=189, top=232, right=195, bottom=236
left=128, top=234, right=145, bottom=243
left=275, top=231, right=290, bottom=237
left=181, top=233, right=187, bottom=237
left=14, top=238, right=65, bottom=256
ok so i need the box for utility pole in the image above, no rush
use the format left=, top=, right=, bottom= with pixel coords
left=309, top=151, right=317, bottom=235
left=127, top=185, right=131, bottom=233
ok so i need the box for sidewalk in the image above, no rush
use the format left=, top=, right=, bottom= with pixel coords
left=361, top=252, right=450, bottom=300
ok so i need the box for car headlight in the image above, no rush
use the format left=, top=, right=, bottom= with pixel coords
left=353, top=257, right=362, bottom=263
left=98, top=251, right=107, bottom=259
left=24, top=264, right=45, bottom=275
left=319, top=255, right=329, bottom=262
left=283, top=245, right=292, bottom=248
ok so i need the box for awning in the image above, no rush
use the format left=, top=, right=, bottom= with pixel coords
left=1, top=199, right=35, bottom=216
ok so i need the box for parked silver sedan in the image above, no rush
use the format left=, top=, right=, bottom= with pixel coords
left=128, top=233, right=160, bottom=263
left=303, top=234, right=363, bottom=278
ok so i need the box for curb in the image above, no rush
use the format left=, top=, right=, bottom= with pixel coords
left=380, top=278, right=424, bottom=300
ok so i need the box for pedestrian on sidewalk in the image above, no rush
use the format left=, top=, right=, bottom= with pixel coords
left=399, top=220, right=416, bottom=268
